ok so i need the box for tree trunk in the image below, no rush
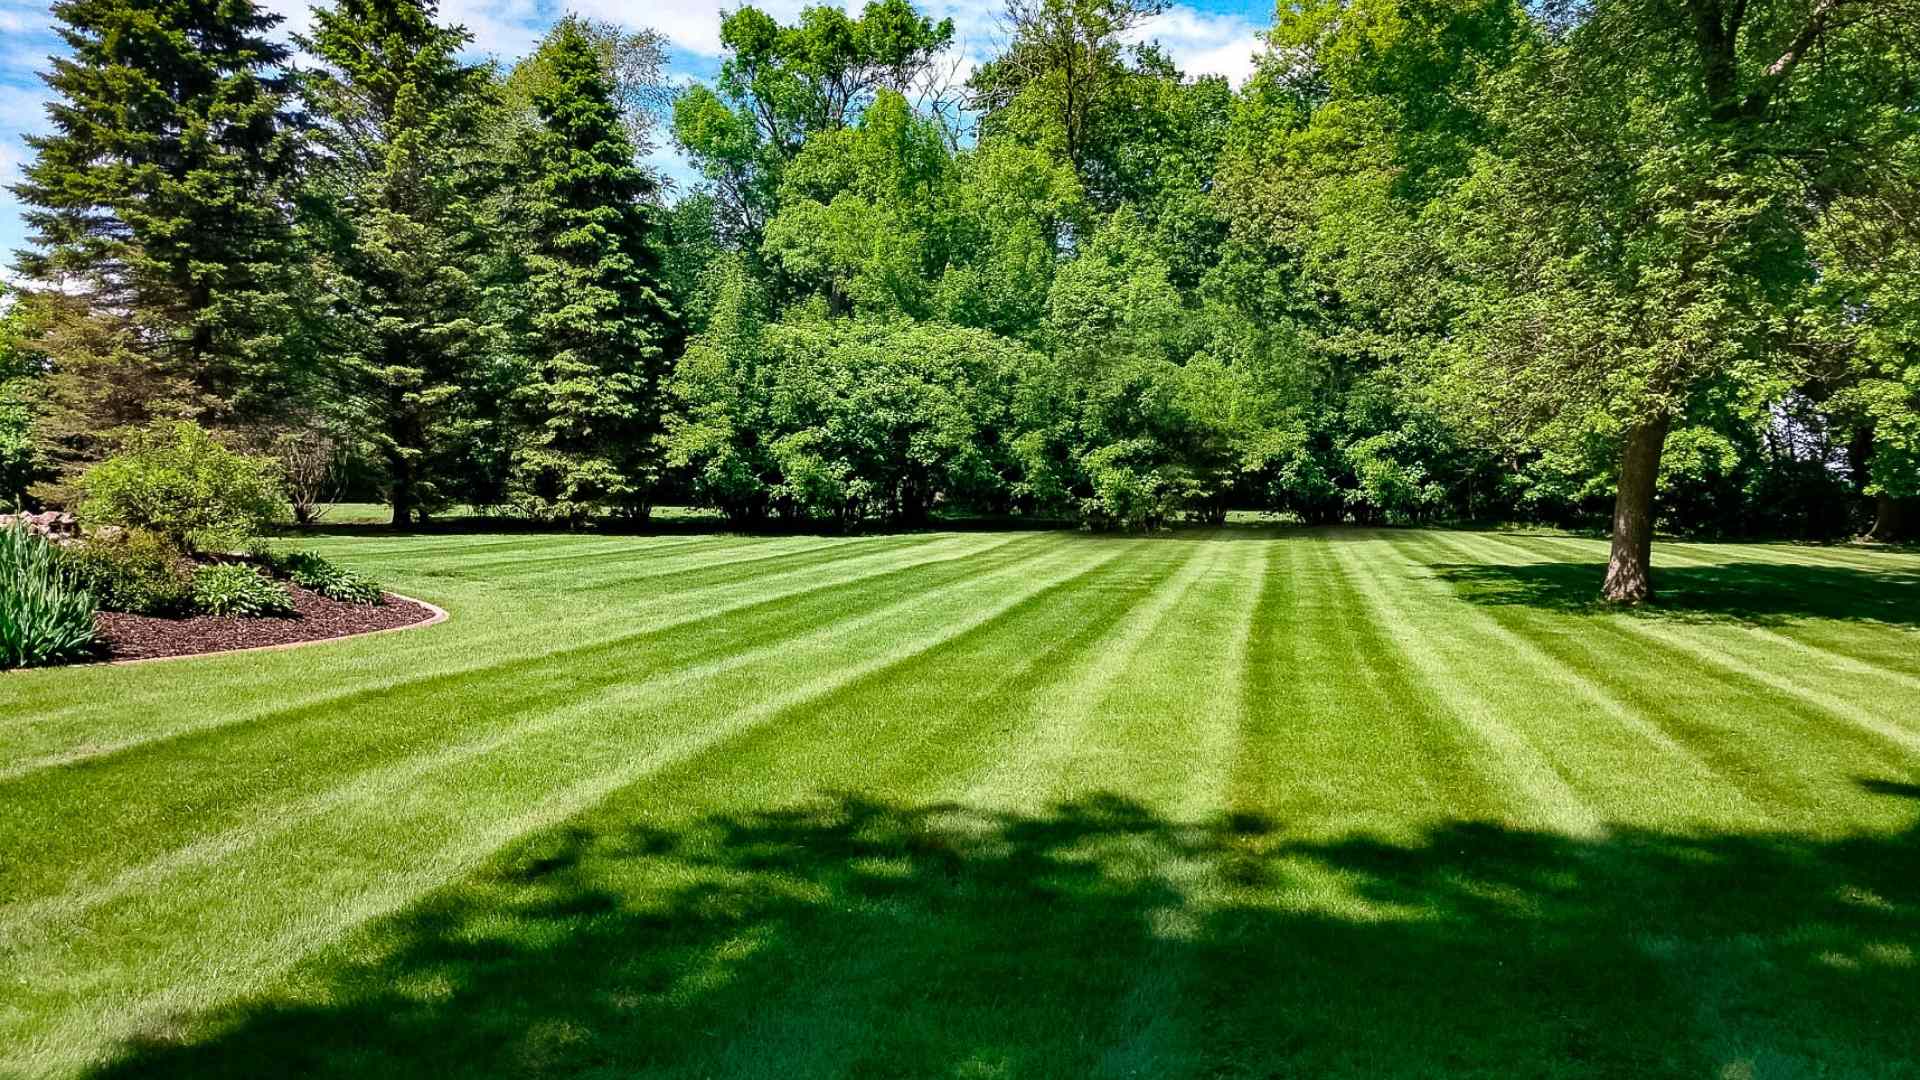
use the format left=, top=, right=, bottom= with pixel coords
left=390, top=471, right=415, bottom=531
left=1602, top=416, right=1670, bottom=604
left=1867, top=494, right=1912, bottom=543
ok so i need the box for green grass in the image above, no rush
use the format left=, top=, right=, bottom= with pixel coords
left=2, top=526, right=1918, bottom=1078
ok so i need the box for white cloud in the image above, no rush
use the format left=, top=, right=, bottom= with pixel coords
left=1129, top=6, right=1264, bottom=86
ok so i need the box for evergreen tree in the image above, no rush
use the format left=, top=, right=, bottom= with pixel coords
left=299, top=0, right=497, bottom=528
left=9, top=0, right=301, bottom=426
left=511, top=17, right=679, bottom=525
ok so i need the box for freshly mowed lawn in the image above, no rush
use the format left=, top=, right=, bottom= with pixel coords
left=3, top=527, right=1919, bottom=1078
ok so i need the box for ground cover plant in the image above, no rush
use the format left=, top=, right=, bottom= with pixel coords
left=1, top=526, right=1916, bottom=1077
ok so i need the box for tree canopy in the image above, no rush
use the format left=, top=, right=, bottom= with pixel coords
left=7, top=0, right=1917, bottom=592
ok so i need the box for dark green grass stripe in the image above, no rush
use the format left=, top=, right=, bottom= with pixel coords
left=1416, top=530, right=1920, bottom=794
left=1281, top=532, right=1527, bottom=826
left=1438, top=532, right=1920, bottom=775
left=1474, top=532, right=1920, bottom=690
left=0, top=532, right=985, bottom=751
left=1328, top=532, right=1606, bottom=836
left=1400, top=531, right=1856, bottom=827
left=282, top=545, right=1202, bottom=1079
left=3, top=542, right=1140, bottom=1067
left=0, top=537, right=1093, bottom=949
left=1470, top=532, right=1920, bottom=710
left=0, top=534, right=955, bottom=741
left=537, top=534, right=938, bottom=594
left=0, top=535, right=1065, bottom=910
left=409, top=533, right=755, bottom=575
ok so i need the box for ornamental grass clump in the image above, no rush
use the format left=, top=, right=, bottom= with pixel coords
left=0, top=517, right=98, bottom=669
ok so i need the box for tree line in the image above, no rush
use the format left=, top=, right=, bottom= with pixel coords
left=2, top=0, right=1916, bottom=601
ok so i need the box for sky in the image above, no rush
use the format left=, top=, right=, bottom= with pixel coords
left=0, top=0, right=1274, bottom=275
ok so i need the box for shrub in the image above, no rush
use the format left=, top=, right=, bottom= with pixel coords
left=0, top=518, right=98, bottom=669
left=59, top=529, right=196, bottom=615
left=277, top=550, right=385, bottom=606
left=192, top=563, right=295, bottom=617
left=78, top=421, right=287, bottom=552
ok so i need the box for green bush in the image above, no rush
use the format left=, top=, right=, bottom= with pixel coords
left=277, top=550, right=384, bottom=606
left=78, top=421, right=287, bottom=553
left=59, top=529, right=196, bottom=616
left=1, top=518, right=98, bottom=669
left=192, top=563, right=295, bottom=617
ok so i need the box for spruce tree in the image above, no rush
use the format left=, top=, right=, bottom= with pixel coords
left=511, top=17, right=679, bottom=525
left=299, top=0, right=496, bottom=528
left=10, top=0, right=300, bottom=426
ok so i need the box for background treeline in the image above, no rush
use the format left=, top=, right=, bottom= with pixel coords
left=3, top=0, right=1917, bottom=600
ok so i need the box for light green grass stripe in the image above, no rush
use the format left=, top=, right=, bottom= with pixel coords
left=2, top=543, right=1139, bottom=1077
left=953, top=537, right=1222, bottom=812
left=1422, top=533, right=1870, bottom=817
left=568, top=545, right=1187, bottom=1079
left=1448, top=531, right=1920, bottom=814
left=0, top=535, right=1082, bottom=943
left=1403, top=530, right=1775, bottom=823
left=1467, top=531, right=1920, bottom=695
left=1229, top=531, right=1510, bottom=835
left=0, top=532, right=1005, bottom=760
left=1329, top=533, right=1605, bottom=838
left=1481, top=531, right=1920, bottom=691
left=1090, top=538, right=1268, bottom=1079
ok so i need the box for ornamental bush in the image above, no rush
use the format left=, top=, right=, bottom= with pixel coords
left=0, top=517, right=97, bottom=669
left=78, top=422, right=287, bottom=553
left=59, top=529, right=196, bottom=616
left=192, top=563, right=295, bottom=617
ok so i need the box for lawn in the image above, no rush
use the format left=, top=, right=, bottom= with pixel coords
left=3, top=526, right=1918, bottom=1078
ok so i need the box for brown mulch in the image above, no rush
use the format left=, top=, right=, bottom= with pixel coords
left=94, top=586, right=439, bottom=662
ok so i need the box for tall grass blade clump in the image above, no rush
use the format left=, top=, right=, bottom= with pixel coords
left=0, top=519, right=99, bottom=669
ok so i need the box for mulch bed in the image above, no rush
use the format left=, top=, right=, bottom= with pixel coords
left=94, top=586, right=438, bottom=662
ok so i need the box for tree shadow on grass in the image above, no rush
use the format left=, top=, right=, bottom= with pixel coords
left=85, top=781, right=1920, bottom=1079
left=1429, top=558, right=1920, bottom=628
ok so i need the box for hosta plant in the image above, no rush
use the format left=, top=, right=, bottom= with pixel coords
left=192, top=564, right=296, bottom=617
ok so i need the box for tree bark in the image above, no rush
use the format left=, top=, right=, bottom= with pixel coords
left=1868, top=494, right=1912, bottom=543
left=1602, top=416, right=1671, bottom=604
left=390, top=469, right=415, bottom=530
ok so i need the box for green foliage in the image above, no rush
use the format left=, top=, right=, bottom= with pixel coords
left=675, top=0, right=955, bottom=244
left=78, top=422, right=288, bottom=553
left=0, top=297, right=40, bottom=503
left=0, top=519, right=98, bottom=669
left=510, top=19, right=680, bottom=524
left=298, top=0, right=502, bottom=528
left=192, top=563, right=296, bottom=617
left=670, top=313, right=1033, bottom=525
left=59, top=529, right=196, bottom=617
left=11, top=0, right=304, bottom=423
left=276, top=550, right=386, bottom=605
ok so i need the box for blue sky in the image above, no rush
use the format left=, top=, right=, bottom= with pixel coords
left=0, top=0, right=1274, bottom=274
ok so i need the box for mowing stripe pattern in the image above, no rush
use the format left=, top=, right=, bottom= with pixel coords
left=2, top=527, right=1917, bottom=1079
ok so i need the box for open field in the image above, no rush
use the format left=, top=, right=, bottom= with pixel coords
left=3, top=526, right=1919, bottom=1077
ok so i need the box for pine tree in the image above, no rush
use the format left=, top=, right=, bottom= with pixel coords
left=299, top=0, right=497, bottom=528
left=10, top=0, right=301, bottom=426
left=511, top=17, right=679, bottom=525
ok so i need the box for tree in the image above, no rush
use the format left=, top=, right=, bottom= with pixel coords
left=1437, top=0, right=1920, bottom=600
left=503, top=19, right=674, bottom=164
left=674, top=0, right=954, bottom=246
left=511, top=18, right=680, bottom=525
left=970, top=0, right=1167, bottom=181
left=298, top=0, right=499, bottom=528
left=10, top=0, right=302, bottom=426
